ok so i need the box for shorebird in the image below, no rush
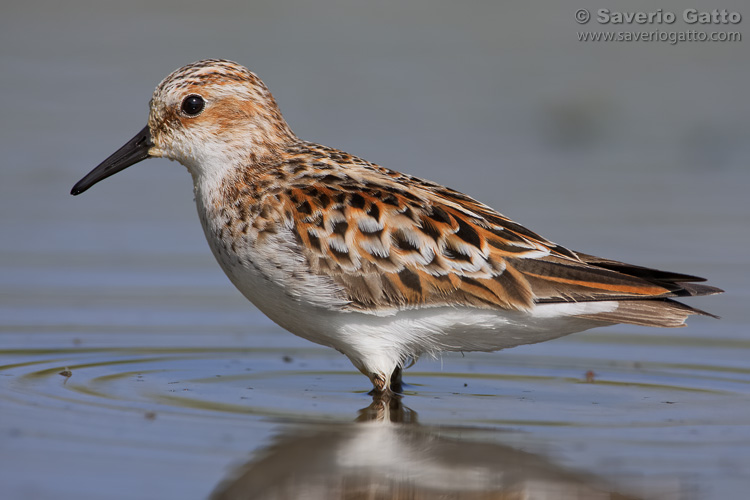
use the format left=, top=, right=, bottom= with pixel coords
left=71, top=59, right=722, bottom=393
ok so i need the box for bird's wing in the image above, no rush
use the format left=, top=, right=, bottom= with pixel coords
left=273, top=162, right=715, bottom=317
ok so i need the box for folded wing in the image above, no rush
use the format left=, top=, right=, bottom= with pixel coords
left=273, top=153, right=722, bottom=327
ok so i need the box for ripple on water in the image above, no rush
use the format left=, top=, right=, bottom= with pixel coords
left=3, top=332, right=750, bottom=429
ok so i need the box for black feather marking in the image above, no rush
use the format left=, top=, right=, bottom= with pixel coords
left=332, top=220, right=349, bottom=237
left=361, top=226, right=384, bottom=238
left=399, top=190, right=421, bottom=202
left=316, top=192, right=331, bottom=209
left=329, top=242, right=351, bottom=264
left=367, top=203, right=381, bottom=222
left=297, top=200, right=312, bottom=215
left=438, top=188, right=474, bottom=203
left=460, top=276, right=492, bottom=292
left=398, top=268, right=423, bottom=294
left=350, top=193, right=366, bottom=209
left=429, top=206, right=452, bottom=225
left=443, top=242, right=473, bottom=263
left=497, top=219, right=547, bottom=242
left=488, top=226, right=526, bottom=243
left=492, top=270, right=532, bottom=306
left=318, top=174, right=344, bottom=184
left=454, top=217, right=481, bottom=248
left=308, top=232, right=322, bottom=252
left=392, top=230, right=421, bottom=252
left=400, top=206, right=420, bottom=223
left=382, top=193, right=400, bottom=206
left=418, top=218, right=442, bottom=241
left=551, top=244, right=578, bottom=259
left=459, top=276, right=503, bottom=302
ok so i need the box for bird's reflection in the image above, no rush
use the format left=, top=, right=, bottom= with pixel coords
left=211, top=393, right=643, bottom=500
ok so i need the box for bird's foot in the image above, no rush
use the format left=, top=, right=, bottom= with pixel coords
left=368, top=365, right=404, bottom=395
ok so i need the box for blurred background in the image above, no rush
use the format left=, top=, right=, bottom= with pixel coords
left=1, top=1, right=748, bottom=499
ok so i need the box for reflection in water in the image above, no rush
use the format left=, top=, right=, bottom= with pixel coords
left=211, top=394, right=641, bottom=500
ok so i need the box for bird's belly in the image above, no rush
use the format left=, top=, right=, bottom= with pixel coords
left=209, top=235, right=616, bottom=366
left=327, top=302, right=616, bottom=355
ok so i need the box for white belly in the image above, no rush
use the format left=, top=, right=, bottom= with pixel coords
left=209, top=236, right=614, bottom=376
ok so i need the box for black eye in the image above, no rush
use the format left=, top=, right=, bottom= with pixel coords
left=181, top=94, right=205, bottom=116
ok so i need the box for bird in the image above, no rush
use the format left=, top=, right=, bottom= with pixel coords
left=71, top=59, right=722, bottom=394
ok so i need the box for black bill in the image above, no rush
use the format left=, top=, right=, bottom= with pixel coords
left=71, top=126, right=154, bottom=195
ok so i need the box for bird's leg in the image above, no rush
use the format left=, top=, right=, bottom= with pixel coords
left=368, top=365, right=404, bottom=395
left=390, top=365, right=404, bottom=393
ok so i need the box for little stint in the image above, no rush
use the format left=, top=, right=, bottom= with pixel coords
left=72, top=59, right=722, bottom=393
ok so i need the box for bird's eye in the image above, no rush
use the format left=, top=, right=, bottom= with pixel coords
left=181, top=94, right=205, bottom=116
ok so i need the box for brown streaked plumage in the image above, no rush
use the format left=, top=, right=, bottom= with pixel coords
left=221, top=139, right=720, bottom=319
left=71, top=59, right=722, bottom=393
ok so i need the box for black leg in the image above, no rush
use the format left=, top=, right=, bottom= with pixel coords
left=390, top=365, right=404, bottom=393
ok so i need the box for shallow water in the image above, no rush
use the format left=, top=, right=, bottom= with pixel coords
left=2, top=1, right=749, bottom=499
left=4, top=325, right=750, bottom=498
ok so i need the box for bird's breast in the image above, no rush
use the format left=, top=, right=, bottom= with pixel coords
left=193, top=182, right=350, bottom=331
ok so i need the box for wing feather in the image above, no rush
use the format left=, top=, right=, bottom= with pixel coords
left=264, top=144, right=721, bottom=326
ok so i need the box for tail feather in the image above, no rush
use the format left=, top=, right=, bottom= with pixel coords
left=577, top=298, right=718, bottom=328
left=573, top=252, right=708, bottom=283
left=673, top=282, right=724, bottom=297
left=529, top=250, right=723, bottom=328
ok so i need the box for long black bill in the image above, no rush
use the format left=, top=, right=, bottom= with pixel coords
left=71, top=126, right=154, bottom=195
